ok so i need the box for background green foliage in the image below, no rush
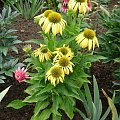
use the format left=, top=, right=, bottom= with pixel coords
left=2, top=0, right=60, bottom=20
left=98, top=5, right=120, bottom=107
left=98, top=5, right=120, bottom=62
left=2, top=0, right=46, bottom=20
left=0, top=7, right=23, bottom=81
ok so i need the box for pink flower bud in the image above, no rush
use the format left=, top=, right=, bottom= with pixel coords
left=15, top=67, right=29, bottom=82
left=62, top=0, right=70, bottom=5
left=87, top=0, right=92, bottom=11
left=61, top=5, right=68, bottom=13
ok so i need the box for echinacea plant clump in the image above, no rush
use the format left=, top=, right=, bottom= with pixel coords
left=9, top=2, right=109, bottom=120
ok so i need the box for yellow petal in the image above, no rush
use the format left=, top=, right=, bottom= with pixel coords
left=80, top=38, right=88, bottom=48
left=74, top=3, right=78, bottom=12
left=45, top=23, right=52, bottom=34
left=52, top=23, right=57, bottom=35
left=66, top=67, right=70, bottom=75
left=93, top=38, right=95, bottom=50
left=94, top=37, right=99, bottom=47
left=56, top=23, right=60, bottom=34
left=76, top=33, right=85, bottom=44
left=68, top=65, right=73, bottom=72
left=42, top=19, right=49, bottom=31
left=39, top=17, right=46, bottom=26
left=59, top=24, right=62, bottom=35
left=88, top=39, right=92, bottom=50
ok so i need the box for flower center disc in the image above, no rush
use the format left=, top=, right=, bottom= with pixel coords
left=76, top=0, right=85, bottom=2
left=84, top=29, right=95, bottom=39
left=44, top=10, right=53, bottom=17
left=59, top=47, right=68, bottom=55
left=59, top=57, right=69, bottom=67
left=51, top=67, right=62, bottom=77
left=41, top=48, right=48, bottom=53
left=48, top=12, right=62, bottom=23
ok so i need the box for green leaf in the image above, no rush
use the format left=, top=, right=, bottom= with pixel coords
left=48, top=39, right=54, bottom=51
left=74, top=108, right=87, bottom=119
left=114, top=57, right=120, bottom=62
left=0, top=79, right=5, bottom=83
left=85, top=55, right=107, bottom=63
left=74, top=71, right=90, bottom=78
left=23, top=93, right=48, bottom=103
left=52, top=114, right=61, bottom=120
left=93, top=76, right=100, bottom=119
left=97, top=100, right=103, bottom=120
left=7, top=100, right=27, bottom=109
left=2, top=47, right=8, bottom=56
left=100, top=107, right=110, bottom=120
left=84, top=83, right=93, bottom=116
left=13, top=40, right=22, bottom=44
left=63, top=96, right=74, bottom=119
left=34, top=100, right=49, bottom=116
left=38, top=83, right=54, bottom=95
left=5, top=71, right=12, bottom=77
left=107, top=28, right=120, bottom=34
left=100, top=5, right=110, bottom=17
left=56, top=84, right=81, bottom=100
left=52, top=95, right=59, bottom=115
left=102, top=90, right=119, bottom=120
left=57, top=36, right=75, bottom=47
left=39, top=109, right=51, bottom=120
left=23, top=95, right=39, bottom=103
left=0, top=86, right=11, bottom=102
left=11, top=46, right=18, bottom=53
left=24, top=83, right=44, bottom=95
left=92, top=103, right=97, bottom=120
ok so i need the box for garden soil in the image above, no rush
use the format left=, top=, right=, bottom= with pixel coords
left=0, top=0, right=120, bottom=120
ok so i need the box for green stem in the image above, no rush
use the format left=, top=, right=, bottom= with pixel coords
left=74, top=11, right=79, bottom=25
left=54, top=35, right=56, bottom=50
left=69, top=14, right=72, bottom=25
left=79, top=14, right=84, bottom=27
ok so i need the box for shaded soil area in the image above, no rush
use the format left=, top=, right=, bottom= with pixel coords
left=0, top=0, right=120, bottom=120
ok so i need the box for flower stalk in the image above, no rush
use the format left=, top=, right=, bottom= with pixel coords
left=54, top=35, right=56, bottom=50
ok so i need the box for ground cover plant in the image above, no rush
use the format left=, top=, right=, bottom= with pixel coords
left=3, top=0, right=46, bottom=20
left=0, top=0, right=120, bottom=120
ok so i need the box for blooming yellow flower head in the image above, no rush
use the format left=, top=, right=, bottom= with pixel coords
left=54, top=55, right=74, bottom=75
left=23, top=44, right=32, bottom=53
left=34, top=10, right=53, bottom=24
left=42, top=11, right=67, bottom=35
left=33, top=44, right=52, bottom=62
left=46, top=65, right=65, bottom=86
left=55, top=44, right=74, bottom=60
left=68, top=0, right=89, bottom=14
left=75, top=29, right=99, bottom=50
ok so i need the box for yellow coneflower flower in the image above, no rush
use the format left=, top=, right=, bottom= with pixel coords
left=23, top=44, right=32, bottom=53
left=33, top=44, right=52, bottom=62
left=75, top=29, right=99, bottom=50
left=42, top=11, right=67, bottom=35
left=54, top=55, right=74, bottom=75
left=34, top=10, right=53, bottom=24
left=46, top=65, right=65, bottom=86
left=68, top=0, right=89, bottom=14
left=55, top=44, right=74, bottom=60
